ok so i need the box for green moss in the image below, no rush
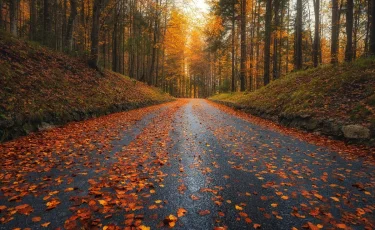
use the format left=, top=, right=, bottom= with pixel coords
left=210, top=58, right=375, bottom=124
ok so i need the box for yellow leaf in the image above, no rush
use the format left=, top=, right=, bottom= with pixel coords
left=235, top=205, right=243, bottom=211
left=271, top=203, right=278, bottom=207
left=64, top=188, right=74, bottom=192
left=330, top=197, right=339, bottom=202
left=138, top=225, right=150, bottom=230
left=281, top=196, right=289, bottom=200
left=98, top=200, right=108, bottom=206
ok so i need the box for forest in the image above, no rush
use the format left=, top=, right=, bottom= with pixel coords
left=1, top=0, right=375, bottom=229
left=1, top=0, right=374, bottom=98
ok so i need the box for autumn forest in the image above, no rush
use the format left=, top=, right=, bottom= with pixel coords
left=1, top=0, right=375, bottom=229
left=2, top=0, right=374, bottom=97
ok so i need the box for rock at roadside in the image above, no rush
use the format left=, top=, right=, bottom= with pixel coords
left=341, top=125, right=370, bottom=139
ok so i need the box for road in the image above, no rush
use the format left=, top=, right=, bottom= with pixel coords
left=0, top=99, right=374, bottom=230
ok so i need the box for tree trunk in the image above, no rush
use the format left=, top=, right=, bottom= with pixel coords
left=30, top=0, right=38, bottom=40
left=345, top=0, right=354, bottom=61
left=273, top=0, right=280, bottom=79
left=149, top=0, right=158, bottom=86
left=331, top=0, right=339, bottom=63
left=365, top=0, right=370, bottom=54
left=89, top=0, right=102, bottom=69
left=353, top=0, right=360, bottom=59
left=286, top=0, right=290, bottom=73
left=231, top=0, right=236, bottom=92
left=313, top=0, right=320, bottom=67
left=294, top=0, right=303, bottom=70
left=264, top=0, right=272, bottom=85
left=43, top=0, right=52, bottom=46
left=370, top=0, right=375, bottom=55
left=240, top=0, right=246, bottom=91
left=10, top=0, right=19, bottom=36
left=64, top=0, right=77, bottom=52
left=0, top=0, right=3, bottom=29
left=112, top=21, right=119, bottom=72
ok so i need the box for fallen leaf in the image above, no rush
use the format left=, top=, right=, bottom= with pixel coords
left=307, top=222, right=319, bottom=230
left=41, top=222, right=50, bottom=227
left=198, top=210, right=210, bottom=216
left=177, top=208, right=187, bottom=217
left=164, top=214, right=178, bottom=227
left=32, top=217, right=41, bottom=222
left=336, top=223, right=347, bottom=229
left=235, top=205, right=243, bottom=211
left=98, top=200, right=108, bottom=206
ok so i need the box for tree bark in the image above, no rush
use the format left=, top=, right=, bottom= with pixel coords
left=240, top=0, right=246, bottom=91
left=89, top=0, right=103, bottom=69
left=370, top=0, right=375, bottom=55
left=353, top=0, right=360, bottom=59
left=0, top=0, right=3, bottom=29
left=345, top=0, right=354, bottom=61
left=65, top=0, right=77, bottom=51
left=231, top=0, right=236, bottom=92
left=313, top=0, right=320, bottom=67
left=30, top=0, right=38, bottom=40
left=264, top=0, right=272, bottom=85
left=273, top=0, right=280, bottom=79
left=10, top=0, right=19, bottom=36
left=331, top=0, right=339, bottom=63
left=149, top=0, right=159, bottom=86
left=294, top=0, right=303, bottom=70
left=43, top=0, right=52, bottom=45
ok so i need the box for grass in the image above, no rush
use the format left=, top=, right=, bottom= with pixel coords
left=210, top=58, right=375, bottom=125
left=0, top=30, right=173, bottom=123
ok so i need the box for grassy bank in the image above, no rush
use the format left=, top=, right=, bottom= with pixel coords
left=210, top=59, right=375, bottom=144
left=0, top=31, right=173, bottom=141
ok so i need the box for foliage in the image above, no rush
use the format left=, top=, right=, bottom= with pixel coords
left=0, top=31, right=173, bottom=122
left=211, top=58, right=375, bottom=125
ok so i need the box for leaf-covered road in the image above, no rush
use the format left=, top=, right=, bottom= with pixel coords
left=1, top=99, right=374, bottom=230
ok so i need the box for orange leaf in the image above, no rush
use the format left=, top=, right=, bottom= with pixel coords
left=41, top=222, right=50, bottom=227
left=32, top=216, right=41, bottom=222
left=177, top=208, right=187, bottom=217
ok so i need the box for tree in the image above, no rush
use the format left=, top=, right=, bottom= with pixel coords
left=231, top=0, right=236, bottom=92
left=331, top=0, right=339, bottom=64
left=0, top=0, right=3, bottom=29
left=30, top=0, right=37, bottom=40
left=43, top=0, right=52, bottom=45
left=264, top=0, right=272, bottom=85
left=240, top=0, right=246, bottom=91
left=313, top=0, right=320, bottom=67
left=345, top=0, right=354, bottom=61
left=10, top=0, right=20, bottom=36
left=294, top=0, right=303, bottom=70
left=89, top=0, right=105, bottom=69
left=65, top=0, right=78, bottom=51
left=370, top=0, right=375, bottom=55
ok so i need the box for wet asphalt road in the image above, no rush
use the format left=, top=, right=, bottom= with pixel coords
left=0, top=99, right=374, bottom=230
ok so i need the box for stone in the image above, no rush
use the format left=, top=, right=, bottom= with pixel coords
left=342, top=125, right=371, bottom=139
left=38, top=122, right=55, bottom=131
